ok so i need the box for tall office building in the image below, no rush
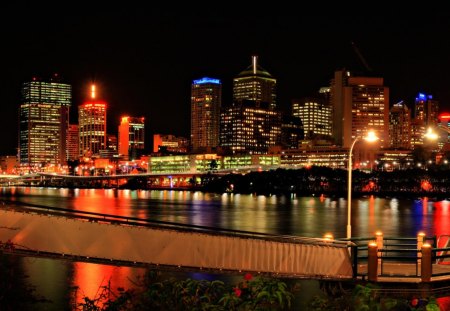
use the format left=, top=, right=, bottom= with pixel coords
left=389, top=101, right=411, bottom=149
left=78, top=84, right=107, bottom=157
left=67, top=124, right=79, bottom=161
left=330, top=70, right=389, bottom=148
left=190, top=77, right=222, bottom=153
left=414, top=93, right=439, bottom=127
left=280, top=115, right=304, bottom=149
left=220, top=100, right=282, bottom=154
left=19, top=74, right=71, bottom=167
left=118, top=116, right=145, bottom=160
left=292, top=97, right=332, bottom=139
left=233, top=56, right=277, bottom=108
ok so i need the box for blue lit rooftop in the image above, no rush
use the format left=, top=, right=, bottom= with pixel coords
left=193, top=77, right=221, bottom=85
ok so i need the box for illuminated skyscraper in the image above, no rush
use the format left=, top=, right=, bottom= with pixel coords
left=414, top=93, right=439, bottom=127
left=67, top=124, right=79, bottom=161
left=190, top=77, right=222, bottom=153
left=19, top=74, right=71, bottom=167
left=292, top=97, right=332, bottom=139
left=233, top=56, right=276, bottom=108
left=389, top=101, right=411, bottom=149
left=118, top=116, right=145, bottom=160
left=78, top=85, right=107, bottom=157
left=330, top=70, right=389, bottom=148
left=220, top=100, right=282, bottom=154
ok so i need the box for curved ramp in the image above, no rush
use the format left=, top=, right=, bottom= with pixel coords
left=0, top=208, right=353, bottom=279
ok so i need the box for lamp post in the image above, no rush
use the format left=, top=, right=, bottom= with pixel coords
left=347, top=131, right=378, bottom=240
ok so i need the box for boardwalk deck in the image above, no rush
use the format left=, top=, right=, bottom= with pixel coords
left=357, top=263, right=450, bottom=282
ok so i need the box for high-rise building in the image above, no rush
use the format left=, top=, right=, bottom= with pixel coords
left=67, top=124, right=79, bottom=161
left=78, top=84, right=107, bottom=157
left=233, top=56, right=277, bottom=108
left=389, top=101, right=411, bottom=149
left=292, top=97, right=332, bottom=139
left=280, top=115, right=304, bottom=149
left=118, top=116, right=145, bottom=160
left=220, top=100, right=282, bottom=154
left=190, top=77, right=222, bottom=153
left=414, top=93, right=439, bottom=127
left=330, top=70, right=389, bottom=149
left=19, top=74, right=71, bottom=167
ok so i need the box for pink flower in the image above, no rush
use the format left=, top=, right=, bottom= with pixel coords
left=244, top=273, right=253, bottom=281
left=233, top=287, right=242, bottom=297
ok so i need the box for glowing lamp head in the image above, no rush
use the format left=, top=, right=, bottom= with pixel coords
left=364, top=131, right=379, bottom=143
left=424, top=128, right=438, bottom=141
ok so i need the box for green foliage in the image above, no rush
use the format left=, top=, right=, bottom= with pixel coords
left=77, top=272, right=297, bottom=310
left=308, top=283, right=443, bottom=311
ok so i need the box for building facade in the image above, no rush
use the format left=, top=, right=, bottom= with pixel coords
left=190, top=77, right=222, bottom=153
left=389, top=101, right=411, bottom=149
left=292, top=97, right=332, bottom=139
left=118, top=116, right=145, bottom=160
left=153, top=134, right=188, bottom=154
left=19, top=75, right=71, bottom=167
left=67, top=124, right=79, bottom=161
left=415, top=93, right=439, bottom=127
left=220, top=100, right=282, bottom=154
left=330, top=70, right=389, bottom=149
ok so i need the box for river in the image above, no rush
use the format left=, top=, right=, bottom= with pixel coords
left=1, top=187, right=450, bottom=310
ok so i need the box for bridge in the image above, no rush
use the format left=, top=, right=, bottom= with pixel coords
left=1, top=202, right=450, bottom=285
left=0, top=167, right=263, bottom=189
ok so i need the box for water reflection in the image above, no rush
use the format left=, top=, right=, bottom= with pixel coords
left=2, top=187, right=450, bottom=309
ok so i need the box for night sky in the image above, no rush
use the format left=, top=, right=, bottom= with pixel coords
left=1, top=5, right=450, bottom=155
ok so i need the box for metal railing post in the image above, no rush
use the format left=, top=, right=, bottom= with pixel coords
left=368, top=241, right=378, bottom=282
left=421, top=243, right=432, bottom=282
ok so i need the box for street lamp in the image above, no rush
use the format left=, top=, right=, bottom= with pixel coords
left=347, top=131, right=378, bottom=240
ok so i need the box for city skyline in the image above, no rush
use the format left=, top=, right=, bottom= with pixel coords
left=2, top=7, right=450, bottom=155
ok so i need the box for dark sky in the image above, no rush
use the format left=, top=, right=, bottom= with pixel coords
left=1, top=5, right=450, bottom=155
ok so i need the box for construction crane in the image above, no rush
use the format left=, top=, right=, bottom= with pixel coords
left=351, top=41, right=372, bottom=73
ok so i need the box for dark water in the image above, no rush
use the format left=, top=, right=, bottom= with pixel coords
left=2, top=187, right=450, bottom=310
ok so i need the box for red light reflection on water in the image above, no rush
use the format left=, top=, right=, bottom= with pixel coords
left=433, top=200, right=450, bottom=247
left=72, top=262, right=145, bottom=308
left=72, top=189, right=131, bottom=217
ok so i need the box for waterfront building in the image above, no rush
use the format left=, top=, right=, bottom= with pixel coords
left=19, top=74, right=71, bottom=167
left=78, top=84, right=107, bottom=157
left=148, top=153, right=280, bottom=173
left=118, top=116, right=145, bottom=160
left=190, top=77, right=222, bottom=153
